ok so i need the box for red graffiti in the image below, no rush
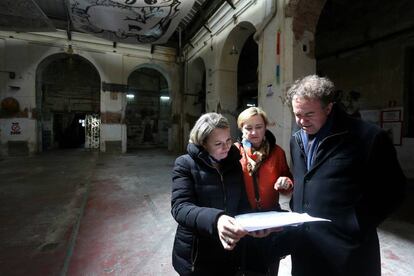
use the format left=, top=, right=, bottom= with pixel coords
left=10, top=122, right=21, bottom=135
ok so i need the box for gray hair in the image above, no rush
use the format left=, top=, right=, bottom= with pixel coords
left=189, top=113, right=230, bottom=145
left=286, top=75, right=336, bottom=107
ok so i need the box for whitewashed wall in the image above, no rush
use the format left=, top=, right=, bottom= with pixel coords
left=0, top=118, right=37, bottom=155
left=0, top=30, right=180, bottom=154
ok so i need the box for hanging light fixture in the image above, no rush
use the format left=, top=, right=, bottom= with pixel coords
left=66, top=44, right=74, bottom=55
left=229, top=45, right=239, bottom=55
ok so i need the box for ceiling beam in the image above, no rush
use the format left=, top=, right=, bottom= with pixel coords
left=225, top=0, right=236, bottom=9
left=182, top=0, right=227, bottom=46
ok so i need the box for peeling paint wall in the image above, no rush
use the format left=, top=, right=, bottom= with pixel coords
left=313, top=0, right=414, bottom=177
left=183, top=0, right=295, bottom=150
left=0, top=30, right=180, bottom=155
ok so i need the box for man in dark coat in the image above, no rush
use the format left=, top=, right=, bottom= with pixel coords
left=286, top=75, right=406, bottom=276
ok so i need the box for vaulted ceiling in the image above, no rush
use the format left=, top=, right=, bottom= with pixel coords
left=0, top=0, right=235, bottom=48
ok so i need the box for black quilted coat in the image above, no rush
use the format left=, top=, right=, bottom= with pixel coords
left=171, top=143, right=250, bottom=275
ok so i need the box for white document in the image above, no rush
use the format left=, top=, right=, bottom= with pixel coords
left=235, top=211, right=331, bottom=232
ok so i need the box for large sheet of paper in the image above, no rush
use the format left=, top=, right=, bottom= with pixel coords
left=235, top=211, right=331, bottom=232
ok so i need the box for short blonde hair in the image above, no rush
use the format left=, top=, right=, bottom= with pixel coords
left=189, top=113, right=229, bottom=145
left=237, top=107, right=269, bottom=129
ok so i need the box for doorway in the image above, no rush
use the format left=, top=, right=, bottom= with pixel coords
left=37, top=53, right=101, bottom=150
left=126, top=67, right=170, bottom=150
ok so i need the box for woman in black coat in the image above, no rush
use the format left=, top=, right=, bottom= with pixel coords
left=171, top=112, right=250, bottom=275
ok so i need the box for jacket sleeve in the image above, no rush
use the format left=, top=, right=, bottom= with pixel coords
left=171, top=155, right=224, bottom=236
left=357, top=130, right=406, bottom=230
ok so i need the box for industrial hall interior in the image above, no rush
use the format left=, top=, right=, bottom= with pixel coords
left=0, top=0, right=413, bottom=275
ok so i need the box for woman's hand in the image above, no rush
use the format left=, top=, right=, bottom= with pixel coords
left=217, top=215, right=248, bottom=250
left=274, top=176, right=293, bottom=191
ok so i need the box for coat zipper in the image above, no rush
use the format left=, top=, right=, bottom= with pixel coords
left=199, top=158, right=228, bottom=212
left=218, top=170, right=227, bottom=212
left=191, top=236, right=199, bottom=272
left=191, top=157, right=227, bottom=272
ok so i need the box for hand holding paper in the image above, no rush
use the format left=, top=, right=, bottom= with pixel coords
left=235, top=211, right=331, bottom=232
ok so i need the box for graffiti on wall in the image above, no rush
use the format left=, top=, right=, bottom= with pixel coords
left=10, top=122, right=21, bottom=135
left=69, top=0, right=195, bottom=44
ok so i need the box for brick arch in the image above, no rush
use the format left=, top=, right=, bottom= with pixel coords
left=285, top=0, right=327, bottom=41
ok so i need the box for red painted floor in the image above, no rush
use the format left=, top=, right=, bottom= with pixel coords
left=65, top=150, right=177, bottom=275
left=1, top=149, right=413, bottom=275
left=0, top=150, right=96, bottom=276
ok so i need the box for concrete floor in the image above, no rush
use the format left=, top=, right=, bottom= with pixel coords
left=0, top=149, right=413, bottom=275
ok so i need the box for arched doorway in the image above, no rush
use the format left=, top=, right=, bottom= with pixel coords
left=237, top=34, right=258, bottom=112
left=126, top=67, right=170, bottom=150
left=36, top=53, right=101, bottom=151
left=219, top=22, right=257, bottom=137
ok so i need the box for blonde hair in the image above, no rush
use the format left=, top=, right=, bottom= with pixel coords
left=189, top=113, right=229, bottom=145
left=237, top=107, right=269, bottom=129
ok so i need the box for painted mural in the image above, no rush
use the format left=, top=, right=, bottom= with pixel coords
left=68, top=0, right=195, bottom=44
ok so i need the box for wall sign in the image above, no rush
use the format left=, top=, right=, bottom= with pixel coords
left=381, top=109, right=401, bottom=122
left=69, top=0, right=195, bottom=44
left=380, top=108, right=403, bottom=145
left=10, top=122, right=21, bottom=135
